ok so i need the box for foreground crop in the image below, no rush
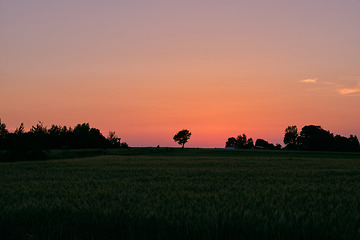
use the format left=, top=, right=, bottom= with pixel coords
left=0, top=150, right=360, bottom=239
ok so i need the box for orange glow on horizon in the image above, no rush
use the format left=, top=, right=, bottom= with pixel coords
left=1, top=1, right=359, bottom=147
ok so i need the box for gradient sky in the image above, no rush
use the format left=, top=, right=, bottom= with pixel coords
left=1, top=0, right=360, bottom=147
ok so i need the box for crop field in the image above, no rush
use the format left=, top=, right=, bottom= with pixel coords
left=1, top=148, right=360, bottom=239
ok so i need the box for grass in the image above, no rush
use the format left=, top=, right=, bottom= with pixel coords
left=0, top=148, right=360, bottom=239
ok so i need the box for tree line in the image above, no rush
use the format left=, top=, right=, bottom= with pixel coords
left=283, top=125, right=359, bottom=151
left=0, top=119, right=128, bottom=160
left=1, top=119, right=359, bottom=161
left=225, top=134, right=282, bottom=150
left=226, top=125, right=359, bottom=152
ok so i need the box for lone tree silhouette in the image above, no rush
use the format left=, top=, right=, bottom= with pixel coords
left=173, top=129, right=191, bottom=149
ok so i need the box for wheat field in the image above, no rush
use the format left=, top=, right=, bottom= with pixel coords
left=1, top=149, right=360, bottom=239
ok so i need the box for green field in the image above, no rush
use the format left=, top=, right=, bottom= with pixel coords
left=1, top=148, right=360, bottom=239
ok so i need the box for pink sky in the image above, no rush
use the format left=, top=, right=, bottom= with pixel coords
left=1, top=0, right=359, bottom=147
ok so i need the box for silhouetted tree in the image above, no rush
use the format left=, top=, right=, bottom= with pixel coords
left=73, top=123, right=107, bottom=148
left=14, top=122, right=25, bottom=135
left=236, top=134, right=248, bottom=148
left=226, top=134, right=254, bottom=149
left=2, top=121, right=48, bottom=160
left=107, top=131, right=121, bottom=148
left=333, top=134, right=360, bottom=152
left=60, top=126, right=73, bottom=148
left=298, top=125, right=333, bottom=151
left=349, top=135, right=360, bottom=151
left=173, top=129, right=191, bottom=149
left=49, top=124, right=62, bottom=136
left=246, top=138, right=255, bottom=149
left=0, top=119, right=8, bottom=135
left=225, top=137, right=237, bottom=148
left=30, top=121, right=48, bottom=135
left=284, top=125, right=298, bottom=149
left=333, top=135, right=350, bottom=152
left=29, top=121, right=49, bottom=148
left=0, top=119, right=9, bottom=149
left=255, top=139, right=275, bottom=149
left=48, top=124, right=65, bottom=148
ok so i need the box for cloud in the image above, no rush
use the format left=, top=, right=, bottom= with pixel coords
left=338, top=88, right=360, bottom=95
left=299, top=78, right=318, bottom=83
left=336, top=77, right=360, bottom=96
left=298, top=75, right=360, bottom=96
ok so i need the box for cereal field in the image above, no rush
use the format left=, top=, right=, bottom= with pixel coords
left=1, top=149, right=360, bottom=239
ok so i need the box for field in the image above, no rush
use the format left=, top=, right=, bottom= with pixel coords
left=1, top=148, right=360, bottom=239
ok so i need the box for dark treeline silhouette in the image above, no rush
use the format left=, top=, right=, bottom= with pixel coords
left=255, top=139, right=282, bottom=150
left=225, top=134, right=254, bottom=149
left=226, top=125, right=359, bottom=152
left=0, top=119, right=129, bottom=160
left=225, top=134, right=281, bottom=150
left=284, top=125, right=359, bottom=152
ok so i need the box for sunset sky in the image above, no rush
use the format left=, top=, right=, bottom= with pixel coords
left=1, top=0, right=359, bottom=147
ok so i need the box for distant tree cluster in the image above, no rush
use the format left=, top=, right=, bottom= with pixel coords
left=225, top=134, right=281, bottom=150
left=255, top=139, right=282, bottom=150
left=283, top=125, right=359, bottom=152
left=226, top=125, right=359, bottom=152
left=0, top=119, right=129, bottom=160
left=225, top=134, right=254, bottom=149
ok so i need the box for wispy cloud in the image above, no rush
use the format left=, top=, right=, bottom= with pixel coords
left=299, top=78, right=318, bottom=83
left=338, top=88, right=360, bottom=95
left=337, top=76, right=360, bottom=96
left=298, top=76, right=360, bottom=96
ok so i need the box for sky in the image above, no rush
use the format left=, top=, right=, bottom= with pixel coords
left=1, top=0, right=360, bottom=147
